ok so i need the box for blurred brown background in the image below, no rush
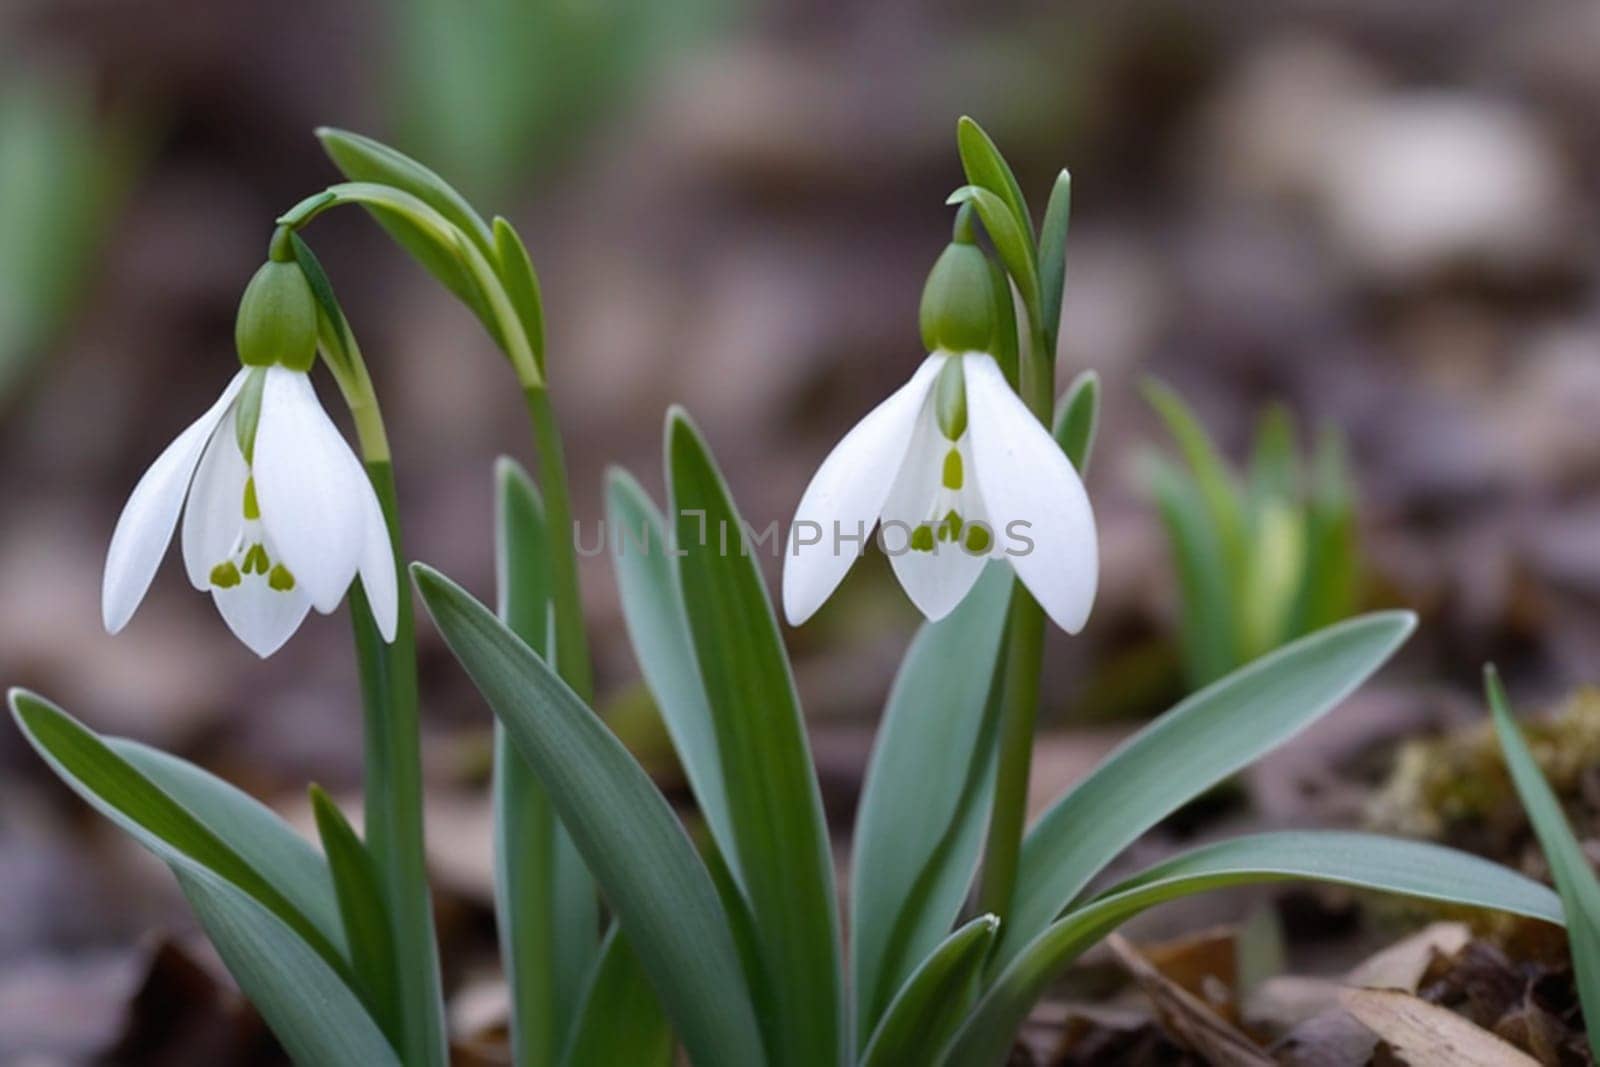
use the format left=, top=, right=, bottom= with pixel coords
left=4, top=0, right=1600, bottom=1061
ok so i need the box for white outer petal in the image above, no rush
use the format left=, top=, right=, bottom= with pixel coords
left=881, top=410, right=989, bottom=620
left=102, top=369, right=249, bottom=633
left=781, top=355, right=943, bottom=625
left=965, top=353, right=1099, bottom=633
left=181, top=406, right=250, bottom=589
left=252, top=367, right=368, bottom=613
left=355, top=474, right=399, bottom=642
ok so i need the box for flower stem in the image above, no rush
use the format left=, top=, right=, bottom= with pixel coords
left=520, top=384, right=593, bottom=700
left=978, top=324, right=1055, bottom=920
left=351, top=457, right=448, bottom=1067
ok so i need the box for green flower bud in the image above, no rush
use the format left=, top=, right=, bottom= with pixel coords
left=235, top=259, right=317, bottom=372
left=919, top=207, right=1000, bottom=354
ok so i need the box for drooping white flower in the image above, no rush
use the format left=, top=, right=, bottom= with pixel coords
left=783, top=350, right=1097, bottom=631
left=102, top=364, right=398, bottom=657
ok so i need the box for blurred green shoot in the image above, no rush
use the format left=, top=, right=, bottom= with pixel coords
left=1485, top=668, right=1600, bottom=1060
left=0, top=64, right=139, bottom=405
left=392, top=0, right=729, bottom=201
left=1141, top=381, right=1360, bottom=688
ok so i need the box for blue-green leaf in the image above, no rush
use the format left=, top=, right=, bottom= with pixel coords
left=946, top=832, right=1563, bottom=1067
left=1052, top=369, right=1099, bottom=474
left=413, top=565, right=766, bottom=1067
left=309, top=785, right=400, bottom=1042
left=860, top=915, right=999, bottom=1067
left=995, top=612, right=1416, bottom=969
left=851, top=566, right=1010, bottom=1039
left=561, top=923, right=674, bottom=1067
left=1486, top=668, right=1600, bottom=1061
left=176, top=864, right=400, bottom=1066
left=666, top=409, right=843, bottom=1067
left=606, top=467, right=739, bottom=885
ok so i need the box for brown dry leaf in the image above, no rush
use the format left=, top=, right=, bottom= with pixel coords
left=1340, top=987, right=1542, bottom=1066
left=1346, top=921, right=1473, bottom=992
left=1107, top=933, right=1275, bottom=1066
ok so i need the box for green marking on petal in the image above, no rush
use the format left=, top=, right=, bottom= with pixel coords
left=942, top=448, right=964, bottom=490
left=210, top=562, right=241, bottom=589
left=964, top=524, right=992, bottom=553
left=242, top=478, right=260, bottom=520
left=937, top=509, right=964, bottom=542
left=243, top=543, right=270, bottom=574
left=911, top=525, right=935, bottom=552
left=267, top=563, right=296, bottom=591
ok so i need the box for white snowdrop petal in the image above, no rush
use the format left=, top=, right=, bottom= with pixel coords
left=965, top=353, right=1099, bottom=633
left=252, top=367, right=368, bottom=613
left=355, top=475, right=399, bottom=642
left=180, top=406, right=250, bottom=590
left=881, top=409, right=989, bottom=620
left=781, top=354, right=943, bottom=625
left=211, top=578, right=313, bottom=658
left=102, top=369, right=249, bottom=633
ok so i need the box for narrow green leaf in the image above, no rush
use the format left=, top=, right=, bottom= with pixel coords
left=1246, top=404, right=1298, bottom=513
left=606, top=467, right=739, bottom=884
left=492, top=217, right=546, bottom=378
left=861, top=915, right=999, bottom=1067
left=947, top=184, right=1041, bottom=335
left=956, top=117, right=1034, bottom=252
left=995, top=612, right=1416, bottom=969
left=1052, top=369, right=1099, bottom=474
left=561, top=923, right=675, bottom=1067
left=309, top=785, right=400, bottom=1042
left=176, top=864, right=401, bottom=1066
left=316, top=126, right=493, bottom=254
left=666, top=409, right=843, bottom=1067
left=107, top=738, right=343, bottom=953
left=10, top=692, right=347, bottom=972
left=1144, top=453, right=1235, bottom=684
left=1037, top=169, right=1072, bottom=342
left=412, top=565, right=766, bottom=1067
left=1143, top=379, right=1247, bottom=599
left=851, top=566, right=1010, bottom=1038
left=493, top=457, right=598, bottom=1065
left=1293, top=426, right=1358, bottom=634
left=1486, top=668, right=1600, bottom=1060
left=946, top=831, right=1563, bottom=1067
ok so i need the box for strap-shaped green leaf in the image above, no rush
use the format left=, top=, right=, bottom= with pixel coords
left=606, top=467, right=740, bottom=887
left=860, top=915, right=998, bottom=1067
left=10, top=692, right=347, bottom=971
left=1144, top=453, right=1235, bottom=684
left=316, top=127, right=493, bottom=254
left=493, top=457, right=597, bottom=1065
left=995, top=612, right=1416, bottom=968
left=666, top=409, right=844, bottom=1067
left=492, top=218, right=546, bottom=377
left=945, top=831, right=1563, bottom=1066
left=412, top=565, right=766, bottom=1067
left=946, top=185, right=1041, bottom=338
left=561, top=923, right=674, bottom=1067
left=1052, top=370, right=1099, bottom=473
left=1486, top=668, right=1600, bottom=1061
left=851, top=566, right=1010, bottom=1039
left=956, top=118, right=1035, bottom=255
left=176, top=863, right=401, bottom=1066
left=1037, top=170, right=1072, bottom=342
left=310, top=785, right=400, bottom=1042
left=1143, top=379, right=1247, bottom=601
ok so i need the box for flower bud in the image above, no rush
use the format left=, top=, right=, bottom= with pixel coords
left=235, top=260, right=317, bottom=372
left=919, top=208, right=999, bottom=354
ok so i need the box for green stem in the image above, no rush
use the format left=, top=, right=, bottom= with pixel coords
left=351, top=459, right=448, bottom=1067
left=521, top=384, right=593, bottom=701
left=977, top=323, right=1054, bottom=919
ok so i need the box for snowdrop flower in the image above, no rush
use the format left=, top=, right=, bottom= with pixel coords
left=101, top=259, right=397, bottom=657
left=783, top=230, right=1097, bottom=632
